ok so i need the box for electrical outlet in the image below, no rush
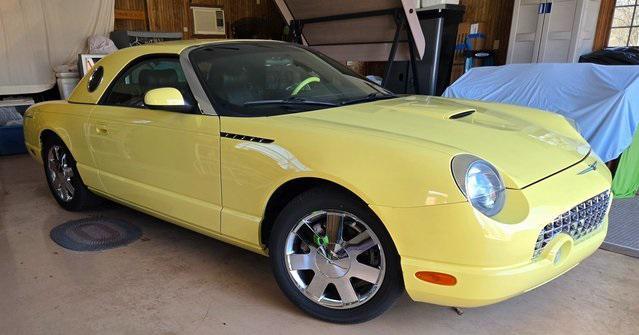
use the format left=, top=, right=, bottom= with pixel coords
left=257, top=0, right=261, bottom=4
left=493, top=40, right=500, bottom=50
left=183, top=26, right=188, bottom=33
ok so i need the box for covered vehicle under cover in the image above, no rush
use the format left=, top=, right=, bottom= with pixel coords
left=443, top=63, right=639, bottom=164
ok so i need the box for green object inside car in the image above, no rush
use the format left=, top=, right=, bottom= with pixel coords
left=292, top=76, right=320, bottom=96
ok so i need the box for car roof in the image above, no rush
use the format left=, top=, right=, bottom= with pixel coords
left=68, top=39, right=287, bottom=104
left=122, top=39, right=286, bottom=54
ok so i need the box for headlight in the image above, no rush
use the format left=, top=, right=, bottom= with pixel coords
left=452, top=155, right=506, bottom=217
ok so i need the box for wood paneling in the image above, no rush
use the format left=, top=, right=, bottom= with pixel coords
left=114, top=0, right=148, bottom=30
left=115, top=9, right=146, bottom=21
left=188, top=0, right=283, bottom=39
left=146, top=0, right=187, bottom=35
left=115, top=0, right=146, bottom=12
left=114, top=0, right=285, bottom=39
left=459, top=0, right=515, bottom=65
left=594, top=0, right=615, bottom=50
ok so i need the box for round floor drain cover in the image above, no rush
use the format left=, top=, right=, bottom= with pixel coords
left=50, top=217, right=142, bottom=251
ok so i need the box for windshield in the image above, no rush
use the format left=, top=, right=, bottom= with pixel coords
left=189, top=42, right=395, bottom=117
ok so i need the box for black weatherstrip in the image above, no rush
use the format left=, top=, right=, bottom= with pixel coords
left=220, top=132, right=274, bottom=144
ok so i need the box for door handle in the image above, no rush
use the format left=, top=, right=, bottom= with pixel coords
left=96, top=126, right=109, bottom=135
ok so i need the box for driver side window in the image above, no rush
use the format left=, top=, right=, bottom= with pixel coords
left=102, top=56, right=194, bottom=111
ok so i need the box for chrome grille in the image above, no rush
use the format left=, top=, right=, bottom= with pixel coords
left=533, top=191, right=610, bottom=259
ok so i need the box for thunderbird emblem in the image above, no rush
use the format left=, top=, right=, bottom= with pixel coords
left=578, top=162, right=598, bottom=175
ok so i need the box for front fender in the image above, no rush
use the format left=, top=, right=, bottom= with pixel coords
left=23, top=101, right=99, bottom=186
left=220, top=115, right=467, bottom=219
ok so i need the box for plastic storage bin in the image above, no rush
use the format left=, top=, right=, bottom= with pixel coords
left=0, top=125, right=27, bottom=155
left=56, top=72, right=80, bottom=100
left=0, top=98, right=33, bottom=155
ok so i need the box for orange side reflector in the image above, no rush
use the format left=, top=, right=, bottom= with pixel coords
left=415, top=271, right=457, bottom=286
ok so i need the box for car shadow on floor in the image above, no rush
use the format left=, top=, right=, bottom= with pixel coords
left=74, top=200, right=304, bottom=309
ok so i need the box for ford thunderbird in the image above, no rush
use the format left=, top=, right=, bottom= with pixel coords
left=23, top=40, right=612, bottom=323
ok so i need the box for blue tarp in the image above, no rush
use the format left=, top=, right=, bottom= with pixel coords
left=443, top=63, right=639, bottom=163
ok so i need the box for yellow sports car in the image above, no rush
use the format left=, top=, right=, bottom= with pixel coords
left=23, top=40, right=612, bottom=323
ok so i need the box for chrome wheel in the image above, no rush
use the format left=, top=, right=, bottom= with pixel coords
left=46, top=145, right=75, bottom=202
left=284, top=210, right=386, bottom=309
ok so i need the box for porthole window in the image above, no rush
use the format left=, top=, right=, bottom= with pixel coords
left=87, top=66, right=104, bottom=92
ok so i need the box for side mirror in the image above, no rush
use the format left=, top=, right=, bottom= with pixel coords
left=144, top=87, right=191, bottom=112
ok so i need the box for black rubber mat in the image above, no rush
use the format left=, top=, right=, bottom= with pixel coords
left=601, top=197, right=639, bottom=258
left=50, top=217, right=142, bottom=251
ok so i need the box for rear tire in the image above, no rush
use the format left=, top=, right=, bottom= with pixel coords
left=269, top=187, right=403, bottom=323
left=42, top=137, right=102, bottom=211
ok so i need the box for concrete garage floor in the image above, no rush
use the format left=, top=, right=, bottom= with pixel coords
left=1, top=154, right=638, bottom=335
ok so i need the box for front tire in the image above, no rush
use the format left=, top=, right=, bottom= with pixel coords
left=43, top=138, right=101, bottom=211
left=269, top=187, right=403, bottom=323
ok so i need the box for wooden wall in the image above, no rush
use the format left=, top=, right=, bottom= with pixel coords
left=146, top=0, right=188, bottom=34
left=459, top=0, right=515, bottom=65
left=114, top=0, right=284, bottom=39
left=186, top=0, right=283, bottom=38
left=115, top=0, right=514, bottom=64
left=114, top=0, right=148, bottom=31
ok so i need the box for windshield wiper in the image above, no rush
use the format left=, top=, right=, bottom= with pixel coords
left=340, top=93, right=398, bottom=106
left=243, top=97, right=338, bottom=107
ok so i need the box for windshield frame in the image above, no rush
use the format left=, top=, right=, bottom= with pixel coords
left=186, top=41, right=396, bottom=117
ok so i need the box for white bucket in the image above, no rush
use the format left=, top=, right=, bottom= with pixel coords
left=421, top=0, right=460, bottom=9
left=56, top=72, right=80, bottom=100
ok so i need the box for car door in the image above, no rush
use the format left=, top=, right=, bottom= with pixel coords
left=88, top=56, right=222, bottom=232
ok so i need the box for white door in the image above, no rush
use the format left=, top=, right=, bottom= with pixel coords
left=507, top=0, right=546, bottom=64
left=537, top=0, right=579, bottom=62
left=570, top=0, right=602, bottom=62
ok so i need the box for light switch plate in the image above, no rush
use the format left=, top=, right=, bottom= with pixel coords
left=470, top=23, right=479, bottom=34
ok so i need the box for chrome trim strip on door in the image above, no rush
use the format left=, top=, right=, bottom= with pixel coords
left=180, top=46, right=217, bottom=116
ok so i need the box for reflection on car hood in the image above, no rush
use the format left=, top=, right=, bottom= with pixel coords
left=292, top=95, right=590, bottom=189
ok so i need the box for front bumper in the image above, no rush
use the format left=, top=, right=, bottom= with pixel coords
left=371, top=155, right=611, bottom=308
left=400, top=224, right=605, bottom=307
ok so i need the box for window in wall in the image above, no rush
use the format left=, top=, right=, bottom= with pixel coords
left=609, top=0, right=639, bottom=47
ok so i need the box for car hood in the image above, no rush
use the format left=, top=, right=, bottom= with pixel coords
left=291, top=95, right=590, bottom=189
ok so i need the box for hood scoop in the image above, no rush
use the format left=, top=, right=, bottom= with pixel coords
left=448, top=109, right=476, bottom=120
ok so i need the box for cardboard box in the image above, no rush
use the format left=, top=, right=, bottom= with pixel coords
left=454, top=22, right=487, bottom=58
left=450, top=22, right=487, bottom=84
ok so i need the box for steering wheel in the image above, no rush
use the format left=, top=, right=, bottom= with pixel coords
left=290, top=76, right=320, bottom=96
